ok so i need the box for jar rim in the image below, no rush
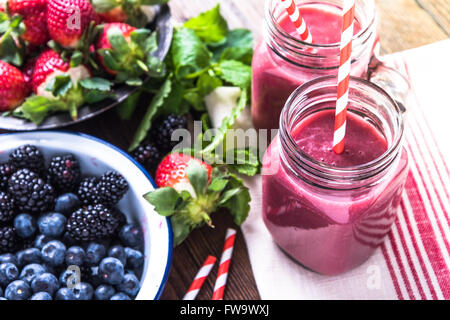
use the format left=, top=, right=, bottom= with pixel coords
left=279, top=76, right=404, bottom=187
left=265, top=0, right=377, bottom=49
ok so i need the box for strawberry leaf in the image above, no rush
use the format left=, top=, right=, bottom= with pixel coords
left=186, top=160, right=209, bottom=197
left=17, top=96, right=66, bottom=124
left=79, top=78, right=113, bottom=91
left=219, top=173, right=250, bottom=226
left=144, top=187, right=181, bottom=217
left=45, top=74, right=72, bottom=97
left=107, top=28, right=131, bottom=56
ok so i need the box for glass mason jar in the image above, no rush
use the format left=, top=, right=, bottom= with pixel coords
left=261, top=76, right=409, bottom=275
left=252, top=0, right=379, bottom=131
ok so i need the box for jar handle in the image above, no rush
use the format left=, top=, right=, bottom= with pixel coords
left=367, top=43, right=410, bottom=114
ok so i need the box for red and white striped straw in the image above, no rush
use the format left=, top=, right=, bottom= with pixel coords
left=183, top=255, right=217, bottom=300
left=279, top=0, right=313, bottom=43
left=212, top=228, right=237, bottom=300
left=333, top=0, right=356, bottom=154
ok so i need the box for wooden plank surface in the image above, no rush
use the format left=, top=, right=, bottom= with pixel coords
left=1, top=0, right=448, bottom=301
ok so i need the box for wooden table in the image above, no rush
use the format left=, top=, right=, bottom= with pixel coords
left=4, top=0, right=449, bottom=300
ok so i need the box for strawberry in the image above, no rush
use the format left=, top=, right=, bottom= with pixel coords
left=91, top=0, right=165, bottom=27
left=21, top=56, right=36, bottom=91
left=95, top=22, right=163, bottom=84
left=46, top=0, right=99, bottom=48
left=0, top=60, right=29, bottom=111
left=15, top=48, right=113, bottom=123
left=98, top=6, right=128, bottom=23
left=145, top=153, right=250, bottom=245
left=8, top=0, right=50, bottom=46
left=156, top=153, right=213, bottom=193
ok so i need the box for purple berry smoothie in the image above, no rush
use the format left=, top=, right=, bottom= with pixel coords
left=262, top=109, right=409, bottom=275
left=252, top=4, right=373, bottom=131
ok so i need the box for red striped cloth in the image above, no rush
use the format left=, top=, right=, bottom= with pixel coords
left=241, top=40, right=450, bottom=300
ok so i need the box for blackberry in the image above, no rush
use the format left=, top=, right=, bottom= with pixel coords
left=66, top=204, right=120, bottom=241
left=47, top=154, right=81, bottom=193
left=0, top=163, right=16, bottom=191
left=131, top=141, right=162, bottom=176
left=96, top=171, right=128, bottom=207
left=0, top=192, right=15, bottom=223
left=150, top=114, right=188, bottom=152
left=77, top=177, right=100, bottom=205
left=18, top=237, right=35, bottom=250
left=9, top=145, right=45, bottom=174
left=0, top=226, right=18, bottom=254
left=8, top=169, right=55, bottom=214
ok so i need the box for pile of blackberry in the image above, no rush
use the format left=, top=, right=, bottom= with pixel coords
left=0, top=145, right=145, bottom=300
left=132, top=113, right=188, bottom=176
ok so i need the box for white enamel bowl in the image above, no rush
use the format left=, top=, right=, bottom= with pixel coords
left=0, top=131, right=173, bottom=300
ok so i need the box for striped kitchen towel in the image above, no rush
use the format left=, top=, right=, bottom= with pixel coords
left=241, top=39, right=450, bottom=300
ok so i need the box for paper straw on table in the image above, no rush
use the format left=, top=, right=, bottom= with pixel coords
left=212, top=228, right=237, bottom=300
left=333, top=0, right=356, bottom=154
left=279, top=0, right=313, bottom=43
left=183, top=255, right=217, bottom=300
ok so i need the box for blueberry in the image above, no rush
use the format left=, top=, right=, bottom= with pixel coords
left=124, top=247, right=144, bottom=269
left=110, top=292, right=131, bottom=300
left=17, top=248, right=42, bottom=266
left=94, top=284, right=115, bottom=300
left=73, top=282, right=94, bottom=300
left=20, top=264, right=46, bottom=284
left=54, top=193, right=80, bottom=216
left=85, top=243, right=106, bottom=266
left=59, top=267, right=81, bottom=287
left=0, top=253, right=18, bottom=265
left=34, top=234, right=52, bottom=250
left=0, top=297, right=6, bottom=300
left=41, top=240, right=66, bottom=266
left=65, top=246, right=85, bottom=266
left=55, top=287, right=76, bottom=300
left=5, top=280, right=31, bottom=300
left=31, top=273, right=59, bottom=295
left=108, top=245, right=126, bottom=265
left=0, top=263, right=19, bottom=286
left=30, top=292, right=52, bottom=300
left=99, top=257, right=124, bottom=285
left=119, top=224, right=143, bottom=247
left=13, top=214, right=36, bottom=238
left=118, top=273, right=140, bottom=297
left=38, top=213, right=67, bottom=237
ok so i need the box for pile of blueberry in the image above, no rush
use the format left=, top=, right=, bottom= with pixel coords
left=0, top=145, right=145, bottom=300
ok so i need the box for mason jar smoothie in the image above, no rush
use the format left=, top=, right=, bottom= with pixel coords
left=262, top=77, right=409, bottom=275
left=252, top=0, right=378, bottom=131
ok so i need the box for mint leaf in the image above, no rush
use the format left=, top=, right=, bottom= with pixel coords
left=171, top=28, right=211, bottom=79
left=197, top=72, right=222, bottom=97
left=129, top=77, right=172, bottom=151
left=202, top=90, right=248, bottom=154
left=184, top=4, right=228, bottom=44
left=212, top=29, right=254, bottom=64
left=116, top=90, right=142, bottom=120
left=228, top=148, right=261, bottom=176
left=144, top=187, right=181, bottom=217
left=187, top=160, right=209, bottom=197
left=84, top=90, right=116, bottom=104
left=79, top=78, right=112, bottom=91
left=216, top=60, right=252, bottom=92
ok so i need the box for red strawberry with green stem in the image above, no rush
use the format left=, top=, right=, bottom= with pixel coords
left=8, top=0, right=49, bottom=46
left=145, top=153, right=250, bottom=245
left=15, top=48, right=113, bottom=123
left=46, top=0, right=99, bottom=48
left=95, top=22, right=163, bottom=85
left=0, top=60, right=29, bottom=111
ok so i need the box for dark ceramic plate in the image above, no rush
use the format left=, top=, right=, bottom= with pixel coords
left=0, top=4, right=173, bottom=131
